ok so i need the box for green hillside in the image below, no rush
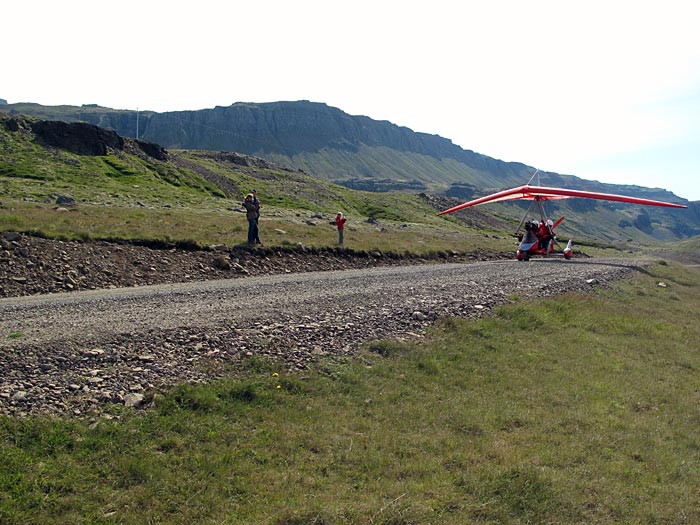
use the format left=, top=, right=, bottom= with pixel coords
left=0, top=113, right=512, bottom=254
left=1, top=112, right=697, bottom=253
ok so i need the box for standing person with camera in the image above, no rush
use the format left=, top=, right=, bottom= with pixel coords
left=243, top=193, right=260, bottom=245
left=335, top=212, right=347, bottom=245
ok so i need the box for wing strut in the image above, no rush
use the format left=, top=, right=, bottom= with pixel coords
left=514, top=200, right=536, bottom=236
left=514, top=197, right=550, bottom=237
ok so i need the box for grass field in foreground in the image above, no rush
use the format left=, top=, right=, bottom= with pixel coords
left=1, top=262, right=699, bottom=524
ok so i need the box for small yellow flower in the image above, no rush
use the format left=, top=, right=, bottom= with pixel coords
left=272, top=372, right=279, bottom=377
left=276, top=385, right=282, bottom=389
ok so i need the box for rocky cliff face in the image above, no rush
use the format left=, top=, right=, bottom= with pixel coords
left=4, top=101, right=531, bottom=189
left=137, top=101, right=529, bottom=175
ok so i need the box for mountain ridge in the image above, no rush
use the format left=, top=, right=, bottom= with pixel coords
left=1, top=109, right=698, bottom=243
left=6, top=99, right=686, bottom=204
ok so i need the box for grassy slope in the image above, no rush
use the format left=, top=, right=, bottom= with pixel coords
left=643, top=236, right=700, bottom=265
left=264, top=145, right=504, bottom=192
left=3, top=107, right=695, bottom=247
left=1, top=263, right=698, bottom=524
left=0, top=128, right=680, bottom=257
left=0, top=119, right=513, bottom=254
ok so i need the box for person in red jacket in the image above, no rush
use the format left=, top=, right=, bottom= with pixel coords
left=335, top=212, right=347, bottom=245
left=536, top=219, right=554, bottom=252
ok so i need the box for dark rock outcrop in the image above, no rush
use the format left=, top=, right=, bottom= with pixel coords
left=31, top=120, right=124, bottom=156
left=135, top=139, right=168, bottom=160
left=24, top=119, right=168, bottom=161
left=4, top=117, right=20, bottom=132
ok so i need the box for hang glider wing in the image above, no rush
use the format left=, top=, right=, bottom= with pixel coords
left=438, top=185, right=687, bottom=215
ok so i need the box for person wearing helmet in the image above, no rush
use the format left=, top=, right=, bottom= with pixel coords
left=537, top=219, right=554, bottom=252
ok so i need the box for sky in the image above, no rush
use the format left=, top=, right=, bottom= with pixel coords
left=3, top=0, right=699, bottom=200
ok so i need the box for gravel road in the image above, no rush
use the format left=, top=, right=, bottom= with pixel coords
left=0, top=258, right=637, bottom=417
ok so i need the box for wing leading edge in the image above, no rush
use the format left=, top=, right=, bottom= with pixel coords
left=438, top=185, right=687, bottom=215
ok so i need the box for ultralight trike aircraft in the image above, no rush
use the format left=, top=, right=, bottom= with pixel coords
left=438, top=179, right=687, bottom=261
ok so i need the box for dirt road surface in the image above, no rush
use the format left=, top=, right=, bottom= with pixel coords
left=0, top=258, right=638, bottom=417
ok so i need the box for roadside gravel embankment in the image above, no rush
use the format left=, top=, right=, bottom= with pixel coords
left=0, top=254, right=638, bottom=417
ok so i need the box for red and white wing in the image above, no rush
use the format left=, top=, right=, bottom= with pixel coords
left=438, top=185, right=687, bottom=215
